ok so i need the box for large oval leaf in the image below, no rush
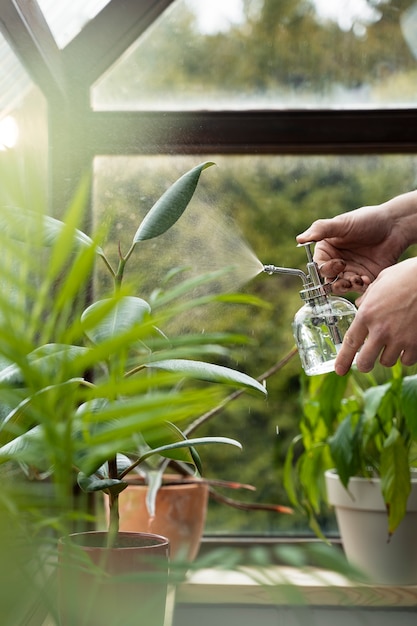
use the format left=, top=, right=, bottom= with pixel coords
left=0, top=344, right=89, bottom=386
left=81, top=296, right=151, bottom=344
left=362, top=383, right=391, bottom=420
left=146, top=359, right=267, bottom=396
left=0, top=205, right=104, bottom=257
left=133, top=162, right=215, bottom=242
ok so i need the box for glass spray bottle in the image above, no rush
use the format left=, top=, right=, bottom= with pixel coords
left=264, top=242, right=357, bottom=376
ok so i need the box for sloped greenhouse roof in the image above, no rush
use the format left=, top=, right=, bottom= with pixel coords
left=0, top=31, right=32, bottom=116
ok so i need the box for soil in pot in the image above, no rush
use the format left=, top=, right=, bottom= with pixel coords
left=58, top=531, right=169, bottom=626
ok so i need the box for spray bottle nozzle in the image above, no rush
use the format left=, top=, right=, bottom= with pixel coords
left=264, top=242, right=332, bottom=301
left=263, top=264, right=308, bottom=287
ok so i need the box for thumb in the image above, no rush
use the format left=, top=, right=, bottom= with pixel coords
left=296, top=218, right=343, bottom=244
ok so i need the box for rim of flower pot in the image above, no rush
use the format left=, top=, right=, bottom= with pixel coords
left=325, top=468, right=417, bottom=510
left=123, top=474, right=208, bottom=488
left=59, top=531, right=170, bottom=550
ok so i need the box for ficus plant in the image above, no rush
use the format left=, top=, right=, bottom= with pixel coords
left=284, top=362, right=417, bottom=538
left=0, top=161, right=273, bottom=546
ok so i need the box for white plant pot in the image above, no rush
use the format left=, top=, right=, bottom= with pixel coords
left=325, top=469, right=417, bottom=585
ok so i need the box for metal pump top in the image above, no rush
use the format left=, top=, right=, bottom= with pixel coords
left=263, top=242, right=332, bottom=302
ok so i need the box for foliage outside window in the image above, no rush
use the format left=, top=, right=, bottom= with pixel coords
left=91, top=0, right=417, bottom=535
left=93, top=0, right=417, bottom=110
left=93, top=153, right=417, bottom=534
left=2, top=0, right=417, bottom=537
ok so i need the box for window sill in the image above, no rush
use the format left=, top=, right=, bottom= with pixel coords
left=176, top=566, right=417, bottom=607
left=39, top=566, right=417, bottom=626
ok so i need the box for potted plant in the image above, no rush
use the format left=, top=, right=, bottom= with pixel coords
left=0, top=161, right=270, bottom=623
left=284, top=362, right=417, bottom=584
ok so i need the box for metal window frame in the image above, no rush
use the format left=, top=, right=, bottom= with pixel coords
left=1, top=0, right=417, bottom=209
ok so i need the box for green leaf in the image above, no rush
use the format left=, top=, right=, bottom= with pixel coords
left=381, top=427, right=411, bottom=535
left=0, top=344, right=89, bottom=386
left=316, top=372, right=349, bottom=429
left=136, top=435, right=242, bottom=466
left=283, top=435, right=301, bottom=508
left=328, top=413, right=362, bottom=488
left=0, top=204, right=104, bottom=257
left=81, top=296, right=151, bottom=344
left=0, top=378, right=85, bottom=445
left=0, top=425, right=49, bottom=469
left=133, top=162, right=215, bottom=241
left=401, top=374, right=417, bottom=439
left=142, top=421, right=193, bottom=460
left=362, top=383, right=391, bottom=421
left=74, top=387, right=225, bottom=476
left=298, top=443, right=332, bottom=514
left=77, top=473, right=128, bottom=495
left=146, top=359, right=267, bottom=396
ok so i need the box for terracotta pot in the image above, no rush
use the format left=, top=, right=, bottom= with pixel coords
left=113, top=478, right=209, bottom=561
left=58, top=531, right=169, bottom=626
left=325, top=469, right=417, bottom=585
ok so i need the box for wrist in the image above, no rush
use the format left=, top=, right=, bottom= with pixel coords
left=384, top=191, right=417, bottom=247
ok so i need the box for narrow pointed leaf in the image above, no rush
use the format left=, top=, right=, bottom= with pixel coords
left=146, top=358, right=267, bottom=396
left=133, top=162, right=215, bottom=241
left=137, top=436, right=242, bottom=465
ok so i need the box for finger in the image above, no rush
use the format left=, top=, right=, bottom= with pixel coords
left=330, top=278, right=355, bottom=294
left=330, top=276, right=367, bottom=295
left=342, top=272, right=365, bottom=288
left=338, top=272, right=367, bottom=293
left=334, top=322, right=368, bottom=375
left=379, top=345, right=403, bottom=368
left=296, top=218, right=338, bottom=244
left=401, top=349, right=417, bottom=367
left=354, top=339, right=386, bottom=373
left=317, top=259, right=346, bottom=277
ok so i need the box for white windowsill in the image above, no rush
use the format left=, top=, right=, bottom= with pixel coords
left=176, top=566, right=417, bottom=607
left=40, top=565, right=417, bottom=626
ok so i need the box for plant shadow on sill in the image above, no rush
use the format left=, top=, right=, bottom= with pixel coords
left=197, top=535, right=343, bottom=564
left=171, top=535, right=358, bottom=586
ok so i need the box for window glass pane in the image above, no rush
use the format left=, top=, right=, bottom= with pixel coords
left=37, top=0, right=110, bottom=49
left=93, top=153, right=417, bottom=534
left=92, top=0, right=417, bottom=111
left=0, top=31, right=33, bottom=115
left=0, top=26, right=48, bottom=208
left=0, top=85, right=48, bottom=210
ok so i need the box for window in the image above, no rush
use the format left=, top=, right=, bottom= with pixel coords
left=93, top=0, right=417, bottom=110
left=37, top=0, right=110, bottom=49
left=2, top=0, right=417, bottom=538
left=88, top=0, right=417, bottom=536
left=93, top=152, right=417, bottom=534
left=0, top=30, right=47, bottom=209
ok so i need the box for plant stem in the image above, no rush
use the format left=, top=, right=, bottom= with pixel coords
left=184, top=346, right=298, bottom=436
left=107, top=456, right=119, bottom=545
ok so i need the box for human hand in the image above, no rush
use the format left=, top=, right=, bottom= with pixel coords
left=334, top=258, right=417, bottom=375
left=297, top=198, right=415, bottom=294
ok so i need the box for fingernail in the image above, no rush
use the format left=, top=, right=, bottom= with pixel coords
left=335, top=364, right=347, bottom=376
